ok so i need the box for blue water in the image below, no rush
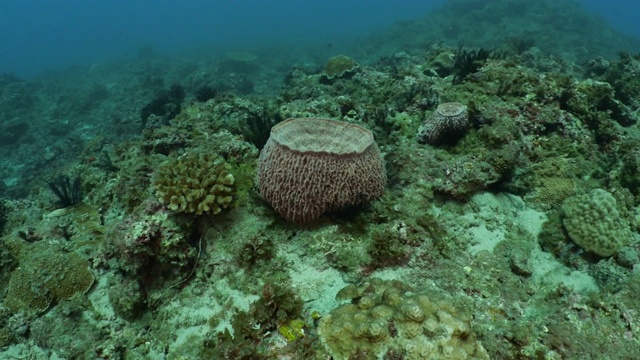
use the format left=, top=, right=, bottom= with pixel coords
left=578, top=0, right=640, bottom=38
left=1, top=0, right=638, bottom=78
left=0, top=0, right=443, bottom=77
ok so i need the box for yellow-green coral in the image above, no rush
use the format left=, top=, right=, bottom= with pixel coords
left=153, top=151, right=235, bottom=215
left=531, top=176, right=577, bottom=208
left=318, top=278, right=489, bottom=360
left=4, top=242, right=94, bottom=313
left=278, top=319, right=305, bottom=342
left=527, top=157, right=578, bottom=208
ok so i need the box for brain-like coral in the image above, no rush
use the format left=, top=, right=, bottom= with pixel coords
left=562, top=188, right=633, bottom=256
left=318, top=278, right=489, bottom=360
left=153, top=151, right=235, bottom=215
left=257, top=117, right=386, bottom=223
left=418, top=102, right=469, bottom=145
left=4, top=240, right=94, bottom=313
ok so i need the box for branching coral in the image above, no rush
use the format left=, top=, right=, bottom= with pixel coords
left=153, top=151, right=235, bottom=215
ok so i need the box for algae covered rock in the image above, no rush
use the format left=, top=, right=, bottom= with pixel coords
left=105, top=208, right=196, bottom=274
left=562, top=189, right=633, bottom=257
left=153, top=150, right=235, bottom=215
left=318, top=278, right=489, bottom=360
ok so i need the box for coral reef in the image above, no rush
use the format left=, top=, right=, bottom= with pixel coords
left=2, top=1, right=640, bottom=358
left=202, top=281, right=306, bottom=359
left=105, top=204, right=196, bottom=275
left=318, top=278, right=489, bottom=360
left=153, top=150, right=235, bottom=215
left=258, top=117, right=386, bottom=223
left=107, top=273, right=146, bottom=319
left=140, top=84, right=186, bottom=127
left=0, top=198, right=8, bottom=235
left=600, top=52, right=640, bottom=111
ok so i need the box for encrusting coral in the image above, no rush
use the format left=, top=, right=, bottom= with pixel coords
left=3, top=238, right=94, bottom=313
left=318, top=278, right=489, bottom=360
left=153, top=150, right=235, bottom=215
left=258, top=117, right=386, bottom=223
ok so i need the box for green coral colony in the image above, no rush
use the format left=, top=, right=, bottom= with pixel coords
left=1, top=0, right=640, bottom=358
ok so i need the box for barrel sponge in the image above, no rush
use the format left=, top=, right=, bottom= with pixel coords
left=417, top=102, right=469, bottom=145
left=257, top=118, right=386, bottom=223
left=153, top=151, right=235, bottom=215
left=562, top=189, right=633, bottom=256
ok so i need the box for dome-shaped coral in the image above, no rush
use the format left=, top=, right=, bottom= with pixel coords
left=153, top=151, right=235, bottom=215
left=562, top=188, right=633, bottom=256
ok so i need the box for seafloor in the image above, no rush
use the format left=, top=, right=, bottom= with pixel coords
left=1, top=0, right=640, bottom=359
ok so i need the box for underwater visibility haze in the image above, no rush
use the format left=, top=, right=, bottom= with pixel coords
left=1, top=0, right=640, bottom=359
left=0, top=0, right=443, bottom=77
